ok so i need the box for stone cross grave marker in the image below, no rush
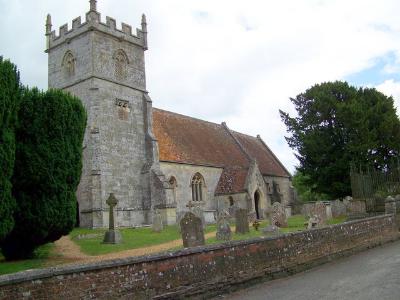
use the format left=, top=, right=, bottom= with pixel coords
left=235, top=208, right=249, bottom=234
left=270, top=202, right=288, bottom=228
left=192, top=206, right=206, bottom=229
left=216, top=211, right=232, bottom=241
left=152, top=209, right=164, bottom=233
left=103, top=193, right=122, bottom=244
left=180, top=212, right=205, bottom=248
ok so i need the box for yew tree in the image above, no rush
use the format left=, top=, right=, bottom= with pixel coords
left=1, top=88, right=86, bottom=259
left=0, top=57, right=20, bottom=241
left=280, top=81, right=400, bottom=199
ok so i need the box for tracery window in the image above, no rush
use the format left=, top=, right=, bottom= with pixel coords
left=62, top=51, right=75, bottom=77
left=191, top=173, right=205, bottom=202
left=113, top=49, right=129, bottom=81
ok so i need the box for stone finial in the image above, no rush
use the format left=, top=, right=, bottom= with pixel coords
left=141, top=14, right=148, bottom=50
left=141, top=14, right=147, bottom=28
left=89, top=0, right=97, bottom=12
left=45, top=14, right=52, bottom=35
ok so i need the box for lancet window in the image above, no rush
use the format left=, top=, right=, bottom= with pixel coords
left=191, top=173, right=205, bottom=202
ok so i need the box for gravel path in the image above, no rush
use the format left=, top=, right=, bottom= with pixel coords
left=50, top=231, right=218, bottom=266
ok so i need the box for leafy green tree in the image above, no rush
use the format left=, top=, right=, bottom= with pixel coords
left=292, top=171, right=328, bottom=202
left=1, top=88, right=86, bottom=260
left=280, top=81, right=400, bottom=199
left=0, top=57, right=20, bottom=241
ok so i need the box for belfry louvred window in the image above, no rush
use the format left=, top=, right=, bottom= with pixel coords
left=191, top=173, right=204, bottom=202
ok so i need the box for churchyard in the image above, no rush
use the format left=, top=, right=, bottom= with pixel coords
left=0, top=213, right=346, bottom=276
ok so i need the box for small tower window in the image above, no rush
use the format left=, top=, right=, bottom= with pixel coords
left=115, top=99, right=130, bottom=121
left=191, top=173, right=205, bottom=202
left=62, top=51, right=75, bottom=77
left=113, top=49, right=129, bottom=81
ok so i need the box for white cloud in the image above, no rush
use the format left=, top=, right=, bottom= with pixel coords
left=1, top=0, right=400, bottom=173
left=376, top=79, right=400, bottom=115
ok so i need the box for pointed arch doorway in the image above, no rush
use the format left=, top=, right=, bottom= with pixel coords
left=254, top=190, right=261, bottom=219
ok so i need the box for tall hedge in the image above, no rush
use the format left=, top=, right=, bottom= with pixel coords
left=1, top=88, right=86, bottom=259
left=0, top=57, right=20, bottom=241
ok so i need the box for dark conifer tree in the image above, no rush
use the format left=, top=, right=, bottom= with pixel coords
left=1, top=88, right=86, bottom=259
left=0, top=57, right=20, bottom=241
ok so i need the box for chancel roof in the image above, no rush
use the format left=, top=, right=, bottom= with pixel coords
left=152, top=108, right=291, bottom=194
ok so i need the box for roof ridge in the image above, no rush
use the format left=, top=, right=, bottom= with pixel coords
left=153, top=107, right=223, bottom=128
left=256, top=135, right=292, bottom=177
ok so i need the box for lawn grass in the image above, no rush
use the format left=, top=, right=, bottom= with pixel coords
left=70, top=224, right=217, bottom=256
left=0, top=243, right=54, bottom=276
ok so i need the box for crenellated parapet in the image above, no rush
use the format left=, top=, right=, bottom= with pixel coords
left=45, top=5, right=148, bottom=52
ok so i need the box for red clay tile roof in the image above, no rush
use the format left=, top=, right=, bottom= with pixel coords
left=152, top=108, right=248, bottom=168
left=152, top=108, right=290, bottom=195
left=215, top=167, right=249, bottom=195
left=232, top=131, right=290, bottom=177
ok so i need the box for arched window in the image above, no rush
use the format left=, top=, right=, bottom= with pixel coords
left=229, top=196, right=234, bottom=207
left=62, top=51, right=75, bottom=77
left=113, top=49, right=129, bottom=81
left=191, top=173, right=205, bottom=202
left=169, top=176, right=177, bottom=204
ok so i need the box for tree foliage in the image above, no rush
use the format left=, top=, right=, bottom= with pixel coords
left=0, top=57, right=20, bottom=241
left=292, top=171, right=328, bottom=202
left=280, top=81, right=400, bottom=199
left=1, top=88, right=86, bottom=259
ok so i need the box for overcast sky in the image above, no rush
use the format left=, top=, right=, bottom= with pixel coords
left=2, top=0, right=400, bottom=173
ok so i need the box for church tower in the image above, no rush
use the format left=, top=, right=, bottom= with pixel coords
left=46, top=0, right=166, bottom=228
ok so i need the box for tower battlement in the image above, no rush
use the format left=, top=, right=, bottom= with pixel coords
left=45, top=2, right=148, bottom=52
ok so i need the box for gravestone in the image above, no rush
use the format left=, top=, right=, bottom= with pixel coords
left=307, top=215, right=321, bottom=229
left=301, top=202, right=315, bottom=218
left=270, top=202, right=288, bottom=228
left=152, top=209, right=163, bottom=233
left=261, top=224, right=280, bottom=237
left=216, top=211, right=232, bottom=241
left=103, top=193, right=122, bottom=244
left=331, top=199, right=347, bottom=217
left=180, top=212, right=205, bottom=247
left=235, top=209, right=250, bottom=234
left=312, top=201, right=327, bottom=225
left=192, top=206, right=206, bottom=229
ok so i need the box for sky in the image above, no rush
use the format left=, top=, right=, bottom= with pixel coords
left=2, top=0, right=400, bottom=174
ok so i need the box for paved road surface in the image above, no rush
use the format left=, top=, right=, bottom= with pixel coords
left=222, top=240, right=400, bottom=300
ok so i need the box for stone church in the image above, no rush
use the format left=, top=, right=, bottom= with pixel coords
left=45, top=1, right=293, bottom=228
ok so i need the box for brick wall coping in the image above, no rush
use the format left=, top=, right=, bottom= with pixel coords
left=0, top=214, right=394, bottom=287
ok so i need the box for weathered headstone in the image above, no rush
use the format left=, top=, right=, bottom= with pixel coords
left=103, top=193, right=122, bottom=244
left=331, top=199, right=347, bottom=217
left=270, top=202, right=288, bottom=228
left=311, top=201, right=327, bottom=225
left=192, top=206, right=206, bottom=229
left=152, top=209, right=163, bottom=233
left=385, top=196, right=396, bottom=215
left=325, top=202, right=332, bottom=219
left=301, top=202, right=315, bottom=218
left=216, top=211, right=232, bottom=241
left=307, top=215, right=321, bottom=229
left=347, top=199, right=367, bottom=220
left=235, top=209, right=249, bottom=234
left=180, top=212, right=205, bottom=247
left=261, top=224, right=280, bottom=237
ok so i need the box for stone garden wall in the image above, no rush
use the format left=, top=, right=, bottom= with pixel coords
left=0, top=215, right=398, bottom=300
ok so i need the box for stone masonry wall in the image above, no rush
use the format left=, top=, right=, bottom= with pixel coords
left=0, top=215, right=398, bottom=299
